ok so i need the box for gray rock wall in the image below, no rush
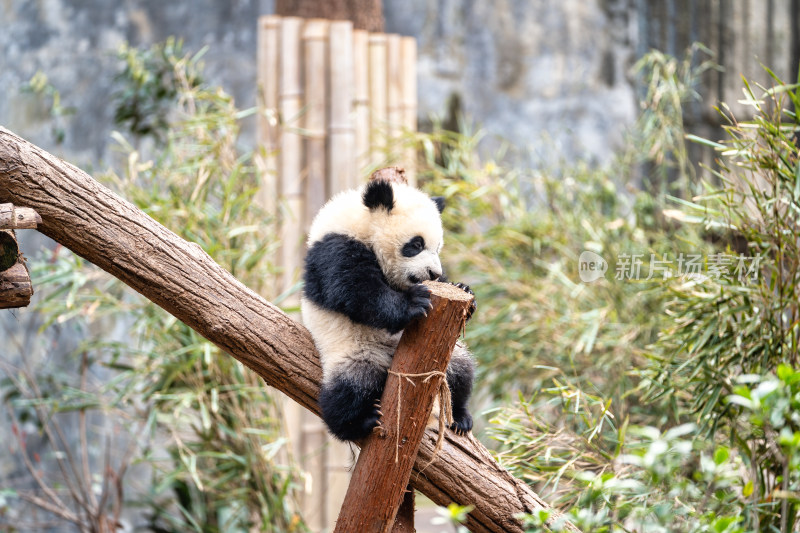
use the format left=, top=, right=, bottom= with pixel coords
left=1, top=0, right=272, bottom=163
left=386, top=0, right=638, bottom=166
left=2, top=0, right=639, bottom=168
left=3, top=1, right=798, bottom=169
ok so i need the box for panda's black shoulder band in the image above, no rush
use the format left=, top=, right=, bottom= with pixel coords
left=303, top=233, right=416, bottom=333
left=363, top=180, right=394, bottom=211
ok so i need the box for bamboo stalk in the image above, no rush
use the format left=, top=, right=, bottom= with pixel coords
left=279, top=16, right=305, bottom=300
left=352, top=29, right=370, bottom=183
left=300, top=23, right=331, bottom=529
left=256, top=16, right=281, bottom=216
left=386, top=34, right=403, bottom=145
left=302, top=19, right=329, bottom=230
left=401, top=37, right=418, bottom=187
left=368, top=33, right=388, bottom=169
left=328, top=20, right=356, bottom=195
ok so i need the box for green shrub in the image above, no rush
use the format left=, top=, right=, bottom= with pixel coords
left=473, top=53, right=800, bottom=532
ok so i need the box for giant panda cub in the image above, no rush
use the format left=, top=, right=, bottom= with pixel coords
left=301, top=178, right=475, bottom=442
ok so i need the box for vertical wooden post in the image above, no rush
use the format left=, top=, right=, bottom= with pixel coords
left=302, top=19, right=329, bottom=230
left=278, top=17, right=304, bottom=300
left=333, top=281, right=473, bottom=533
left=386, top=34, right=403, bottom=144
left=353, top=29, right=371, bottom=180
left=328, top=20, right=356, bottom=196
left=401, top=37, right=418, bottom=187
left=256, top=15, right=280, bottom=216
left=368, top=33, right=388, bottom=168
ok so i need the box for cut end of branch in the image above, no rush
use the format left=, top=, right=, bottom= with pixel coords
left=0, top=261, right=33, bottom=309
left=422, top=280, right=474, bottom=303
left=0, top=230, right=19, bottom=272
left=370, top=167, right=407, bottom=184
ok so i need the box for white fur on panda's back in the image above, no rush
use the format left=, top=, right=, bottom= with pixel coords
left=306, top=189, right=366, bottom=245
left=301, top=298, right=399, bottom=382
left=303, top=295, right=471, bottom=425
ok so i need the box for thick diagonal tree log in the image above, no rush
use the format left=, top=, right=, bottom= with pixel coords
left=0, top=126, right=577, bottom=533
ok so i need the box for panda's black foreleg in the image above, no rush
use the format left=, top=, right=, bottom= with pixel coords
left=446, top=346, right=475, bottom=435
left=319, top=361, right=387, bottom=441
left=304, top=233, right=432, bottom=334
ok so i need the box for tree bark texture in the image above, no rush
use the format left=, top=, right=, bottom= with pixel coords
left=274, top=0, right=384, bottom=32
left=335, top=281, right=472, bottom=533
left=391, top=489, right=415, bottom=533
left=0, top=126, right=578, bottom=533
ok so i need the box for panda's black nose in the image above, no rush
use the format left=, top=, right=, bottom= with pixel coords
left=428, top=269, right=441, bottom=281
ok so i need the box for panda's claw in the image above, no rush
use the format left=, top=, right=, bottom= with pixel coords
left=453, top=282, right=473, bottom=295
left=450, top=282, right=477, bottom=321
left=449, top=411, right=473, bottom=435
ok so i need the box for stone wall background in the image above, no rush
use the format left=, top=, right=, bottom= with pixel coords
left=4, top=1, right=796, bottom=170
left=1, top=0, right=642, bottom=171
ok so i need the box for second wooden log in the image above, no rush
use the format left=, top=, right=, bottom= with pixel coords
left=334, top=281, right=473, bottom=533
left=0, top=203, right=42, bottom=230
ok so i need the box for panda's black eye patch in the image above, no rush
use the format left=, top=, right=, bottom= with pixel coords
left=401, top=236, right=425, bottom=257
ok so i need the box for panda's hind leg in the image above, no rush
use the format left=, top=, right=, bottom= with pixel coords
left=319, top=358, right=387, bottom=441
left=447, top=342, right=475, bottom=435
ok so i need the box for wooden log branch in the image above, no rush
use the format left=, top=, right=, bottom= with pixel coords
left=0, top=260, right=34, bottom=309
left=0, top=227, right=33, bottom=308
left=335, top=281, right=472, bottom=533
left=391, top=490, right=415, bottom=533
left=0, top=203, right=42, bottom=229
left=370, top=165, right=407, bottom=184
left=0, top=231, right=18, bottom=272
left=0, top=126, right=578, bottom=533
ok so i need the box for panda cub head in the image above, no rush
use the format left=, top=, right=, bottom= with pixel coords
left=307, top=179, right=446, bottom=290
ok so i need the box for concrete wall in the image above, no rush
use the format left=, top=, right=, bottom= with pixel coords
left=1, top=0, right=640, bottom=169
left=386, top=0, right=638, bottom=166
left=3, top=1, right=797, bottom=169
left=1, top=0, right=273, bottom=163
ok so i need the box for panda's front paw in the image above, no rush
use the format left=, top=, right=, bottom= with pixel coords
left=452, top=282, right=477, bottom=321
left=404, top=283, right=432, bottom=322
left=361, top=403, right=382, bottom=437
left=449, top=410, right=473, bottom=436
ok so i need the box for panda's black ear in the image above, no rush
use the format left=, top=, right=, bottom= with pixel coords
left=432, top=196, right=445, bottom=213
left=363, top=180, right=394, bottom=211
